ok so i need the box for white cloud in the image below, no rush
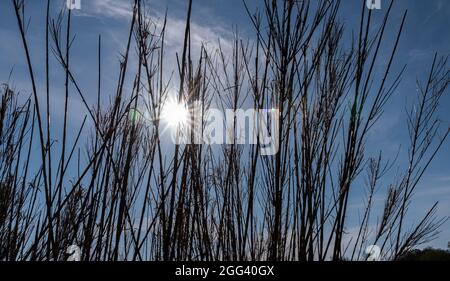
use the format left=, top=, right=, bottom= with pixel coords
left=82, top=0, right=234, bottom=56
left=88, top=0, right=133, bottom=19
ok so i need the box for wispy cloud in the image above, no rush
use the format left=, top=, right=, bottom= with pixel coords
left=416, top=185, right=450, bottom=197
left=88, top=0, right=133, bottom=19
left=81, top=0, right=234, bottom=54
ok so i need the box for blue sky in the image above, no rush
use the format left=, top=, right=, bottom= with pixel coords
left=0, top=0, right=449, bottom=251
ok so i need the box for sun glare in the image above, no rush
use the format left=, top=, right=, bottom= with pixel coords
left=161, top=98, right=190, bottom=129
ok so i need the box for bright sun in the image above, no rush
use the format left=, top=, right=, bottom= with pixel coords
left=161, top=98, right=190, bottom=129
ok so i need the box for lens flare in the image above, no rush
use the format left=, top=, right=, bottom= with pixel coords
left=161, top=98, right=189, bottom=129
